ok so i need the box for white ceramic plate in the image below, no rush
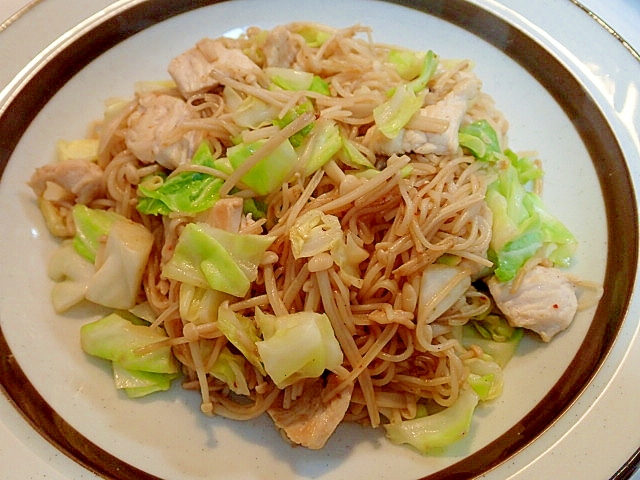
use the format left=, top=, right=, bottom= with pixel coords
left=0, top=1, right=639, bottom=479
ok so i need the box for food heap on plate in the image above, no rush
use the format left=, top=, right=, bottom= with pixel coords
left=28, top=22, right=602, bottom=452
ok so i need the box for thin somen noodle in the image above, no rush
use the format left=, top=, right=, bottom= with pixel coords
left=28, top=22, right=602, bottom=452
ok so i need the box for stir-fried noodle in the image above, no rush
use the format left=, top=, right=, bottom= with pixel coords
left=29, top=22, right=602, bottom=450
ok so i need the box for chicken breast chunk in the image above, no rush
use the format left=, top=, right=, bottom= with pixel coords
left=168, top=38, right=263, bottom=97
left=263, top=25, right=297, bottom=68
left=29, top=157, right=105, bottom=205
left=124, top=93, right=202, bottom=169
left=267, top=376, right=353, bottom=450
left=486, top=265, right=578, bottom=342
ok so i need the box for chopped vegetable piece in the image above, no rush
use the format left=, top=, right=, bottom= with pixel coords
left=273, top=100, right=315, bottom=147
left=462, top=322, right=523, bottom=368
left=297, top=118, right=343, bottom=176
left=407, top=50, right=438, bottom=93
left=72, top=204, right=121, bottom=262
left=290, top=210, right=342, bottom=259
left=137, top=142, right=224, bottom=215
left=419, top=264, right=471, bottom=324
left=388, top=49, right=425, bottom=81
left=112, top=362, right=178, bottom=398
left=85, top=217, right=154, bottom=310
left=486, top=161, right=577, bottom=281
left=231, top=95, right=280, bottom=129
left=458, top=120, right=502, bottom=162
left=374, top=84, right=423, bottom=139
left=255, top=310, right=343, bottom=388
left=227, top=138, right=298, bottom=196
left=47, top=240, right=94, bottom=313
left=384, top=388, right=479, bottom=452
left=81, top=313, right=178, bottom=374
left=179, top=283, right=232, bottom=325
left=56, top=138, right=99, bottom=162
left=217, top=302, right=265, bottom=374
left=461, top=121, right=577, bottom=281
left=209, top=347, right=250, bottom=396
left=163, top=222, right=274, bottom=297
left=464, top=355, right=503, bottom=401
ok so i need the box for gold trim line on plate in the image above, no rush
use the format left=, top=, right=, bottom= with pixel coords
left=0, top=0, right=46, bottom=33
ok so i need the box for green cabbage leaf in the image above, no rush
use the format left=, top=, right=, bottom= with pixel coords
left=255, top=309, right=343, bottom=388
left=137, top=142, right=224, bottom=215
left=460, top=120, right=577, bottom=282
left=384, top=387, right=479, bottom=452
left=162, top=222, right=274, bottom=297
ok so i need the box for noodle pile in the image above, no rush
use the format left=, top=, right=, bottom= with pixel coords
left=31, top=23, right=551, bottom=449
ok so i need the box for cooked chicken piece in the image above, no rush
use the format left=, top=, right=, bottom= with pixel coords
left=29, top=157, right=105, bottom=205
left=263, top=25, right=297, bottom=68
left=168, top=38, right=263, bottom=97
left=486, top=265, right=579, bottom=342
left=267, top=376, right=354, bottom=450
left=377, top=75, right=481, bottom=157
left=197, top=197, right=244, bottom=232
left=167, top=47, right=215, bottom=98
left=124, top=93, right=202, bottom=169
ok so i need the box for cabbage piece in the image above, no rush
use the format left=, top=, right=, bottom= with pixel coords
left=486, top=160, right=577, bottom=282
left=406, top=50, right=438, bottom=93
left=331, top=231, right=369, bottom=288
left=339, top=135, right=376, bottom=170
left=265, top=67, right=329, bottom=95
left=464, top=354, right=503, bottom=401
left=242, top=197, right=267, bottom=220
left=289, top=210, right=342, bottom=259
left=523, top=191, right=578, bottom=267
left=162, top=222, right=274, bottom=297
left=266, top=67, right=314, bottom=90
left=49, top=211, right=153, bottom=311
left=297, top=118, right=343, bottom=176
left=384, top=387, right=479, bottom=452
left=112, top=362, right=178, bottom=398
left=72, top=204, right=122, bottom=262
left=227, top=138, right=297, bottom=196
left=272, top=100, right=315, bottom=147
left=128, top=301, right=158, bottom=324
left=373, top=84, right=423, bottom=139
left=209, top=346, right=250, bottom=396
left=458, top=119, right=502, bottom=163
left=56, top=138, right=99, bottom=162
left=461, top=121, right=577, bottom=282
left=374, top=50, right=437, bottom=140
left=217, top=302, right=265, bottom=374
left=505, top=148, right=544, bottom=184
left=418, top=264, right=471, bottom=324
left=309, top=75, right=331, bottom=95
left=179, top=283, right=232, bottom=325
left=255, top=309, right=343, bottom=389
left=470, top=314, right=516, bottom=342
left=85, top=217, right=154, bottom=310
left=137, top=142, right=223, bottom=216
left=295, top=25, right=331, bottom=47
left=462, top=318, right=524, bottom=368
left=231, top=95, right=280, bottom=129
left=388, top=49, right=425, bottom=81
left=81, top=313, right=178, bottom=374
left=47, top=240, right=95, bottom=313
